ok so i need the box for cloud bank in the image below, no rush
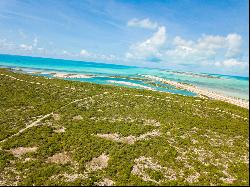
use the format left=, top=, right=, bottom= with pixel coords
left=125, top=22, right=248, bottom=74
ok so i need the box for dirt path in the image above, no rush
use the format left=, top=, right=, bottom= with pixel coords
left=0, top=113, right=53, bottom=143
left=0, top=92, right=110, bottom=144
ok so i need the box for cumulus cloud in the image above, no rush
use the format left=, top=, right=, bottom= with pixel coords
left=214, top=59, right=247, bottom=68
left=77, top=48, right=118, bottom=62
left=125, top=28, right=247, bottom=74
left=225, top=33, right=242, bottom=57
left=127, top=18, right=158, bottom=29
left=15, top=37, right=39, bottom=52
left=20, top=44, right=33, bottom=51
left=164, top=33, right=244, bottom=65
left=173, top=36, right=193, bottom=47
left=126, top=26, right=166, bottom=60
left=79, top=49, right=90, bottom=56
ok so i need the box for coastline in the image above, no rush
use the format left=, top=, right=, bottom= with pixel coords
left=8, top=68, right=250, bottom=109
left=143, top=75, right=249, bottom=109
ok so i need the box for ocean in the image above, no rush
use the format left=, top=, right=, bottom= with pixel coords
left=0, top=54, right=249, bottom=100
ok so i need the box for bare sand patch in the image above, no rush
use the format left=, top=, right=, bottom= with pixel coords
left=94, top=178, right=115, bottom=186
left=137, top=129, right=161, bottom=141
left=9, top=147, right=37, bottom=157
left=96, top=133, right=136, bottom=144
left=54, top=127, right=66, bottom=133
left=95, top=130, right=161, bottom=144
left=73, top=115, right=83, bottom=120
left=48, top=152, right=72, bottom=164
left=52, top=113, right=60, bottom=121
left=85, top=153, right=109, bottom=172
left=23, top=157, right=36, bottom=163
left=185, top=171, right=200, bottom=183
left=143, top=119, right=161, bottom=127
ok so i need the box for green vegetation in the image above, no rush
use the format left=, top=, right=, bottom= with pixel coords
left=0, top=68, right=248, bottom=186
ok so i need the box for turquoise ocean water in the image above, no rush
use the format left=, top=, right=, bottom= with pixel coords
left=0, top=54, right=249, bottom=100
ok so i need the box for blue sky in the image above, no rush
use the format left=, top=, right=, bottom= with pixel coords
left=0, top=0, right=249, bottom=76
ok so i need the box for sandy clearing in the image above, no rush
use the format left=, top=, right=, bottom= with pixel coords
left=94, top=178, right=115, bottom=186
left=47, top=152, right=72, bottom=164
left=72, top=115, right=83, bottom=120
left=52, top=113, right=60, bottom=121
left=85, top=153, right=109, bottom=172
left=54, top=127, right=66, bottom=133
left=95, top=129, right=161, bottom=144
left=9, top=147, right=38, bottom=157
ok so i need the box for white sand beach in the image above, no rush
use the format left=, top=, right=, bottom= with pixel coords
left=52, top=73, right=93, bottom=79
left=143, top=75, right=249, bottom=109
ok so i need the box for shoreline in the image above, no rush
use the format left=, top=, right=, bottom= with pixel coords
left=143, top=75, right=249, bottom=109
left=8, top=67, right=250, bottom=109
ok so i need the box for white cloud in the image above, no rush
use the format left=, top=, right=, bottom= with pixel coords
left=196, top=35, right=226, bottom=51
left=77, top=48, right=119, bottom=62
left=225, top=33, right=242, bottom=57
left=164, top=33, right=244, bottom=64
left=79, top=49, right=90, bottom=56
left=127, top=18, right=158, bottom=29
left=124, top=29, right=247, bottom=75
left=127, top=26, right=166, bottom=60
left=62, top=50, right=69, bottom=55
left=33, top=37, right=38, bottom=47
left=173, top=36, right=193, bottom=47
left=20, top=44, right=32, bottom=51
left=214, top=59, right=247, bottom=68
left=37, top=47, right=44, bottom=51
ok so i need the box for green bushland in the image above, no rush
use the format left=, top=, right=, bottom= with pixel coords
left=0, top=68, right=248, bottom=186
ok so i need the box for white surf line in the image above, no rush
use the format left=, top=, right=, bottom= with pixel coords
left=107, top=80, right=155, bottom=91
left=143, top=75, right=249, bottom=109
left=0, top=73, right=177, bottom=101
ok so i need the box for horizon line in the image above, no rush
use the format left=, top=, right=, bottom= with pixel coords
left=0, top=53, right=249, bottom=78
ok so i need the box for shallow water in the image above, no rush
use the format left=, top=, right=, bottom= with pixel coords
left=0, top=54, right=248, bottom=100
